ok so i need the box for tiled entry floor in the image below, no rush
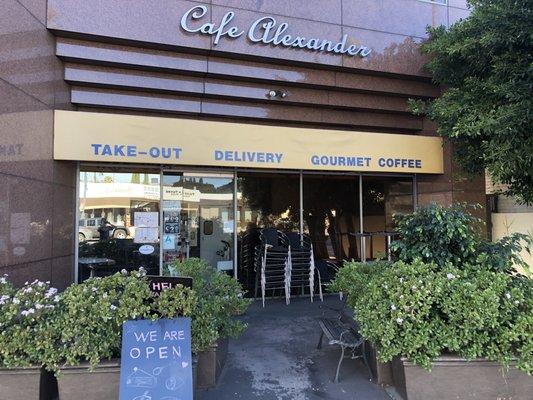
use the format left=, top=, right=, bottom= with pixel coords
left=198, top=295, right=390, bottom=400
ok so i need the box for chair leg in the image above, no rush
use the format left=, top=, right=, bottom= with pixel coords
left=316, top=269, right=324, bottom=302
left=254, top=270, right=259, bottom=298
left=261, top=268, right=265, bottom=308
left=261, top=248, right=267, bottom=307
left=284, top=257, right=291, bottom=305
left=334, top=345, right=346, bottom=383
left=317, top=332, right=324, bottom=350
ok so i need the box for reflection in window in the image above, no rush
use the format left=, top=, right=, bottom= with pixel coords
left=237, top=172, right=300, bottom=232
left=161, top=172, right=234, bottom=276
left=77, top=169, right=161, bottom=281
left=236, top=172, right=299, bottom=292
left=303, top=175, right=360, bottom=261
left=362, top=176, right=414, bottom=260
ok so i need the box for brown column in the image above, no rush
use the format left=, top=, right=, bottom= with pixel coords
left=0, top=0, right=76, bottom=289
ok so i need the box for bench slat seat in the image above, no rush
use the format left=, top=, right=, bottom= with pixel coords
left=317, top=303, right=372, bottom=383
left=318, top=317, right=363, bottom=348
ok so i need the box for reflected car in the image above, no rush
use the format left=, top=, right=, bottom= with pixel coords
left=78, top=218, right=129, bottom=242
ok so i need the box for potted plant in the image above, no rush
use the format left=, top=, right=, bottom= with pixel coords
left=48, top=269, right=197, bottom=400
left=173, top=258, right=251, bottom=388
left=331, top=204, right=533, bottom=400
left=0, top=276, right=60, bottom=400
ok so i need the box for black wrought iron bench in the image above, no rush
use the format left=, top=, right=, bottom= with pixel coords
left=317, top=297, right=373, bottom=383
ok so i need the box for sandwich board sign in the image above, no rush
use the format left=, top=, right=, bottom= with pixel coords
left=119, top=318, right=193, bottom=400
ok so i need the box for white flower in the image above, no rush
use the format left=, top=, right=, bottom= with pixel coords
left=399, top=278, right=404, bottom=283
left=22, top=308, right=35, bottom=316
left=396, top=317, right=403, bottom=324
left=53, top=295, right=60, bottom=303
left=120, top=269, right=128, bottom=275
left=110, top=305, right=117, bottom=311
left=45, top=288, right=58, bottom=298
left=0, top=277, right=6, bottom=284
left=102, top=293, right=108, bottom=299
left=12, top=298, right=20, bottom=305
left=446, top=273, right=456, bottom=280
left=35, top=303, right=43, bottom=310
left=391, top=304, right=397, bottom=311
left=138, top=267, right=147, bottom=277
left=505, top=293, right=511, bottom=299
left=92, top=287, right=98, bottom=292
left=411, top=286, right=417, bottom=291
left=514, top=300, right=519, bottom=305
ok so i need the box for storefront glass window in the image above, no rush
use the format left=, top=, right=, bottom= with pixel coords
left=76, top=168, right=415, bottom=286
left=236, top=172, right=300, bottom=292
left=361, top=176, right=414, bottom=260
left=161, top=172, right=234, bottom=276
left=303, top=174, right=360, bottom=261
left=78, top=169, right=161, bottom=281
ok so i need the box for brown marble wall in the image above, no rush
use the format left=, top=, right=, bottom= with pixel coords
left=0, top=0, right=75, bottom=289
left=47, top=0, right=470, bottom=77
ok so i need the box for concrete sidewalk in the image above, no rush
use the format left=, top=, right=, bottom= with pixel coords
left=198, top=295, right=390, bottom=400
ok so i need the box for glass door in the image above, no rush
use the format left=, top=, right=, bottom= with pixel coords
left=161, top=171, right=234, bottom=276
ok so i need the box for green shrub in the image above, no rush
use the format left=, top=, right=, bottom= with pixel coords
left=331, top=205, right=532, bottom=372
left=48, top=270, right=153, bottom=370
left=0, top=260, right=250, bottom=371
left=328, top=260, right=390, bottom=306
left=391, top=203, right=532, bottom=275
left=391, top=203, right=481, bottom=268
left=46, top=269, right=197, bottom=372
left=331, top=260, right=533, bottom=373
left=0, top=278, right=61, bottom=368
left=476, top=233, right=533, bottom=276
left=173, top=258, right=251, bottom=352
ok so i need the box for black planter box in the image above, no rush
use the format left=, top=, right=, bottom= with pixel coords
left=57, top=358, right=200, bottom=399
left=196, top=337, right=229, bottom=389
left=392, top=356, right=533, bottom=400
left=0, top=367, right=57, bottom=400
left=364, top=341, right=393, bottom=386
left=57, top=360, right=120, bottom=400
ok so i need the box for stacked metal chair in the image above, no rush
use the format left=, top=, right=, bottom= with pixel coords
left=254, top=228, right=291, bottom=307
left=253, top=228, right=325, bottom=307
left=286, top=232, right=323, bottom=303
left=239, top=228, right=260, bottom=291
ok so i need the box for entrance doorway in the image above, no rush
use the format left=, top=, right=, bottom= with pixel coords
left=161, top=171, right=234, bottom=276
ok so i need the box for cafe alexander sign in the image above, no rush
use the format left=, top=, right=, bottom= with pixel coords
left=180, top=6, right=372, bottom=57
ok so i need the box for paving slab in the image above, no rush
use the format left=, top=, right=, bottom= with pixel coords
left=198, top=295, right=390, bottom=400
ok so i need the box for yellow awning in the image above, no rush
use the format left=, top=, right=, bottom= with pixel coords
left=54, top=110, right=443, bottom=174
